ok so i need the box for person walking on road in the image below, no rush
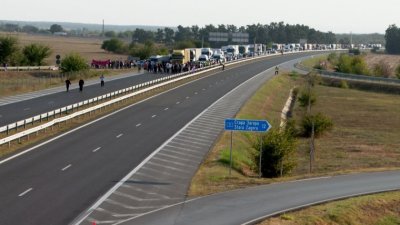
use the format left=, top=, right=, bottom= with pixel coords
left=100, top=74, right=105, bottom=87
left=275, top=66, right=279, bottom=75
left=65, top=79, right=71, bottom=92
left=79, top=79, right=84, bottom=92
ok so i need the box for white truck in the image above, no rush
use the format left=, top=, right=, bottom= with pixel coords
left=226, top=45, right=239, bottom=60
left=200, top=48, right=213, bottom=61
left=212, top=49, right=225, bottom=62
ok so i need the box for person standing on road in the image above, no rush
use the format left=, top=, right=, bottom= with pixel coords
left=275, top=66, right=279, bottom=75
left=65, top=79, right=71, bottom=92
left=100, top=74, right=105, bottom=87
left=79, top=79, right=84, bottom=92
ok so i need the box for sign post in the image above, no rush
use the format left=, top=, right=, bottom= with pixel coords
left=224, top=119, right=271, bottom=176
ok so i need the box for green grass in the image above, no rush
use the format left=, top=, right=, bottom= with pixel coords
left=301, top=55, right=328, bottom=68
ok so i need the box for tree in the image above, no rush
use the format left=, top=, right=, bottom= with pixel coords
left=0, top=36, right=19, bottom=64
left=60, top=53, right=89, bottom=73
left=22, top=43, right=52, bottom=66
left=101, top=38, right=125, bottom=53
left=396, top=65, right=400, bottom=79
left=373, top=60, right=392, bottom=78
left=155, top=28, right=164, bottom=43
left=104, top=31, right=116, bottom=38
left=164, top=27, right=175, bottom=44
left=385, top=24, right=400, bottom=54
left=132, top=28, right=154, bottom=43
left=22, top=25, right=39, bottom=33
left=50, top=24, right=63, bottom=33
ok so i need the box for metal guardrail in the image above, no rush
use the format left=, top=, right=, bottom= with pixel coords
left=0, top=49, right=332, bottom=146
left=295, top=63, right=400, bottom=85
left=0, top=66, right=59, bottom=71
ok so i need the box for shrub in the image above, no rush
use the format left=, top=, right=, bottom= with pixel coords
left=60, top=53, right=89, bottom=73
left=298, top=89, right=316, bottom=107
left=373, top=60, right=392, bottom=78
left=340, top=80, right=349, bottom=89
left=22, top=43, right=51, bottom=66
left=254, top=128, right=297, bottom=178
left=301, top=113, right=333, bottom=137
left=396, top=65, right=400, bottom=79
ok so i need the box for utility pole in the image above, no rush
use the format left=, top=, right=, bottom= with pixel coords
left=102, top=19, right=105, bottom=38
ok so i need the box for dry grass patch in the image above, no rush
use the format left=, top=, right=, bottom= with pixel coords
left=293, top=85, right=400, bottom=174
left=258, top=191, right=400, bottom=225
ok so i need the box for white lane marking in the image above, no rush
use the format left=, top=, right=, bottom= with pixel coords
left=116, top=133, right=123, bottom=138
left=186, top=96, right=190, bottom=99
left=152, top=115, right=156, bottom=118
left=164, top=107, right=169, bottom=111
left=176, top=101, right=180, bottom=104
left=136, top=123, right=141, bottom=127
left=194, top=92, right=198, bottom=95
left=202, top=88, right=206, bottom=91
left=61, top=164, right=72, bottom=171
left=23, top=108, right=31, bottom=111
left=18, top=188, right=33, bottom=197
left=93, top=147, right=101, bottom=153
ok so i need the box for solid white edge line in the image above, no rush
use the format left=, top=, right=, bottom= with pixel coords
left=73, top=65, right=277, bottom=225
left=18, top=188, right=33, bottom=197
left=240, top=188, right=400, bottom=225
left=135, top=123, right=141, bottom=127
left=61, top=164, right=72, bottom=171
left=152, top=115, right=156, bottom=118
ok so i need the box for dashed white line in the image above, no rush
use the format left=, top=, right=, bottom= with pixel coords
left=202, top=88, right=206, bottom=91
left=116, top=133, right=123, bottom=138
left=152, top=115, right=156, bottom=118
left=23, top=108, right=31, bottom=111
left=176, top=101, right=180, bottom=104
left=186, top=96, right=190, bottom=99
left=61, top=164, right=72, bottom=171
left=164, top=108, right=169, bottom=111
left=93, top=147, right=101, bottom=153
left=195, top=92, right=198, bottom=95
left=18, top=188, right=33, bottom=197
left=136, top=123, right=141, bottom=127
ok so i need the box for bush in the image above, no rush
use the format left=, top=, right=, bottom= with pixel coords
left=349, top=48, right=361, bottom=55
left=22, top=43, right=51, bottom=66
left=396, top=65, right=400, bottom=79
left=301, top=112, right=333, bottom=137
left=298, top=89, right=316, bottom=107
left=254, top=128, right=297, bottom=178
left=340, top=80, right=349, bottom=89
left=60, top=53, right=89, bottom=73
left=373, top=60, right=392, bottom=78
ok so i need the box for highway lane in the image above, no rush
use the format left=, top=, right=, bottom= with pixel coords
left=0, top=52, right=321, bottom=225
left=0, top=71, right=169, bottom=127
left=125, top=171, right=400, bottom=225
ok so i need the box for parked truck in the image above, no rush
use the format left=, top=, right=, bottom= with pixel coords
left=171, top=49, right=191, bottom=64
left=189, top=48, right=202, bottom=62
left=226, top=45, right=239, bottom=60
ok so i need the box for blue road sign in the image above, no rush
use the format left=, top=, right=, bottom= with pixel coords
left=224, top=119, right=271, bottom=132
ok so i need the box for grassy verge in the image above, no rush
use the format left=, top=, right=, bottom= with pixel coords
left=189, top=73, right=299, bottom=196
left=189, top=72, right=400, bottom=197
left=300, top=55, right=328, bottom=68
left=259, top=191, right=400, bottom=225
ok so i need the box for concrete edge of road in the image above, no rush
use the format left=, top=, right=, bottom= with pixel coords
left=71, top=60, right=282, bottom=225
left=241, top=187, right=400, bottom=225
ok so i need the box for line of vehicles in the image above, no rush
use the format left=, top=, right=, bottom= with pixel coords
left=147, top=43, right=347, bottom=66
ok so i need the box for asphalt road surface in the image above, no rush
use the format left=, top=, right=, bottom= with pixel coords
left=127, top=171, right=400, bottom=225
left=0, top=52, right=326, bottom=225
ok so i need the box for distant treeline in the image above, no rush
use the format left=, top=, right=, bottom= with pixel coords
left=336, top=33, right=385, bottom=45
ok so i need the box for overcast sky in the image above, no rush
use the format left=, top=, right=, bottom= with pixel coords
left=1, top=0, right=399, bottom=34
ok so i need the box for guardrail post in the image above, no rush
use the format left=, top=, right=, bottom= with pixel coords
left=7, top=125, right=9, bottom=135
left=24, top=120, right=26, bottom=129
left=15, top=122, right=18, bottom=132
left=46, top=112, right=49, bottom=121
left=40, top=114, right=42, bottom=123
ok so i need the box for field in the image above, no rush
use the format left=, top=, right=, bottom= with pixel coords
left=0, top=32, right=132, bottom=97
left=0, top=32, right=129, bottom=64
left=189, top=72, right=400, bottom=196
